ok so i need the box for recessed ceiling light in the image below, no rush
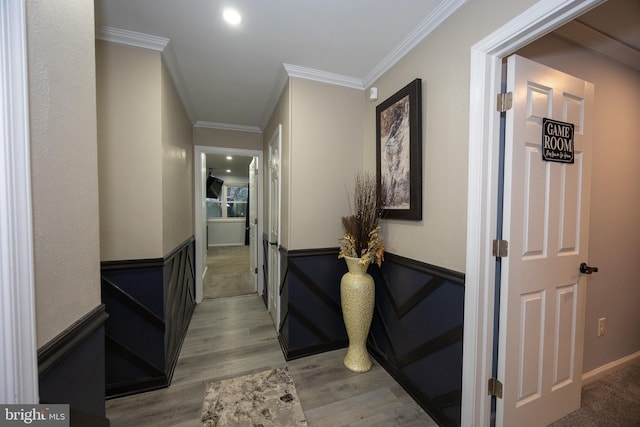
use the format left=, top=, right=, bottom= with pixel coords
left=223, top=8, right=241, bottom=25
left=226, top=169, right=231, bottom=173
left=226, top=156, right=233, bottom=160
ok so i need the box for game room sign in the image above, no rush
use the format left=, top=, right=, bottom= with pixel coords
left=542, top=118, right=574, bottom=163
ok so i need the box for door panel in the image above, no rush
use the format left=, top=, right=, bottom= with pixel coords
left=498, top=55, right=594, bottom=426
left=553, top=284, right=577, bottom=388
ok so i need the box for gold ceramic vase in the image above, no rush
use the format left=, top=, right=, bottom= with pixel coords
left=340, top=256, right=375, bottom=372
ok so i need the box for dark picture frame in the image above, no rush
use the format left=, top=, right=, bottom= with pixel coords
left=376, top=78, right=422, bottom=220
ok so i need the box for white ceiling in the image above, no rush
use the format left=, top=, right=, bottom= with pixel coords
left=95, top=0, right=639, bottom=132
left=206, top=154, right=253, bottom=180
left=95, top=0, right=457, bottom=130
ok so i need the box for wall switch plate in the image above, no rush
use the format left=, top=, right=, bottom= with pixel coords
left=598, top=317, right=607, bottom=337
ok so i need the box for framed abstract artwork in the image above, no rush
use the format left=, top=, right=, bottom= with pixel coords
left=376, top=78, right=422, bottom=220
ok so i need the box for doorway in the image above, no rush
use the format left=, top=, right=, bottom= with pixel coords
left=462, top=0, right=607, bottom=425
left=194, top=146, right=264, bottom=303
left=202, top=153, right=255, bottom=299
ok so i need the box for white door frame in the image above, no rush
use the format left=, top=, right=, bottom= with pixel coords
left=462, top=0, right=604, bottom=425
left=193, top=145, right=264, bottom=303
left=0, top=0, right=39, bottom=404
left=249, top=158, right=259, bottom=293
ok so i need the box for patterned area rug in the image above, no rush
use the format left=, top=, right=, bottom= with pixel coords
left=201, top=367, right=308, bottom=426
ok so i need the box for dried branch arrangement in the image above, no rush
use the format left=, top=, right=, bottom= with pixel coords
left=339, top=172, right=385, bottom=267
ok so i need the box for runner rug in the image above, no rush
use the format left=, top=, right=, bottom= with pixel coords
left=201, top=367, right=308, bottom=426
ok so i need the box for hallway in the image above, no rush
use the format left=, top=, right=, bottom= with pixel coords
left=106, top=295, right=436, bottom=426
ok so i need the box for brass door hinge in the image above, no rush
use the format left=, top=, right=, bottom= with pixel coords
left=488, top=377, right=503, bottom=398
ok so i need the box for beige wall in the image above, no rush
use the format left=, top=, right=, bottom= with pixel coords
left=289, top=78, right=365, bottom=250
left=97, top=41, right=194, bottom=260
left=162, top=63, right=194, bottom=254
left=193, top=126, right=263, bottom=150
left=96, top=42, right=163, bottom=260
left=26, top=0, right=101, bottom=346
left=364, top=0, right=538, bottom=272
left=263, top=82, right=291, bottom=246
left=517, top=35, right=640, bottom=372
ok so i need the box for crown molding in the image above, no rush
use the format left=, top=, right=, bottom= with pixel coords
left=283, top=63, right=364, bottom=90
left=260, top=65, right=290, bottom=130
left=195, top=121, right=262, bottom=133
left=553, top=19, right=640, bottom=72
left=97, top=1, right=470, bottom=129
left=363, top=0, right=468, bottom=87
left=161, top=43, right=197, bottom=122
left=96, top=26, right=197, bottom=123
left=95, top=26, right=168, bottom=51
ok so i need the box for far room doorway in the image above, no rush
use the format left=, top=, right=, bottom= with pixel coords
left=194, top=146, right=264, bottom=303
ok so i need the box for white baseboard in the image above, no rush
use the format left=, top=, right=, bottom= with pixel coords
left=582, top=350, right=640, bottom=384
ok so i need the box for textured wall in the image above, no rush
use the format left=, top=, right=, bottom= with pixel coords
left=161, top=64, right=194, bottom=255
left=26, top=0, right=101, bottom=347
left=363, top=0, right=539, bottom=272
left=517, top=34, right=640, bottom=372
left=289, top=78, right=364, bottom=250
left=96, top=41, right=163, bottom=260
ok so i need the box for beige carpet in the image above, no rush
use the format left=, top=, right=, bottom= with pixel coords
left=201, top=367, right=308, bottom=426
left=203, top=245, right=255, bottom=299
left=550, top=357, right=640, bottom=426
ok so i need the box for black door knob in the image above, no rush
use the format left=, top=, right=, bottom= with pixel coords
left=580, top=263, right=599, bottom=274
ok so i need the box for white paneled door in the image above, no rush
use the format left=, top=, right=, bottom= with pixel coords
left=497, top=55, right=595, bottom=427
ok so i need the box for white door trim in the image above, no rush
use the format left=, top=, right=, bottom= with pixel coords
left=0, top=0, right=39, bottom=404
left=462, top=0, right=605, bottom=425
left=193, top=145, right=264, bottom=303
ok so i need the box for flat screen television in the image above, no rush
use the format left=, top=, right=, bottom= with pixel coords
left=206, top=175, right=223, bottom=199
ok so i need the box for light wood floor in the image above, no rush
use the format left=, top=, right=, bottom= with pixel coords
left=106, top=294, right=437, bottom=426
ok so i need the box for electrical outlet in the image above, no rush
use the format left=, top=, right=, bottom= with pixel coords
left=598, top=317, right=607, bottom=337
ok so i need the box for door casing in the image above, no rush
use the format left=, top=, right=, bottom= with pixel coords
left=0, top=0, right=39, bottom=404
left=249, top=158, right=259, bottom=294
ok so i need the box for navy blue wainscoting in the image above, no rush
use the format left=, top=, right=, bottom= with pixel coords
left=101, top=237, right=196, bottom=398
left=38, top=304, right=109, bottom=426
left=369, top=253, right=465, bottom=427
left=278, top=248, right=348, bottom=359
left=277, top=248, right=465, bottom=427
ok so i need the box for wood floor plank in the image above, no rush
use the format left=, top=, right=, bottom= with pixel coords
left=106, top=295, right=436, bottom=426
